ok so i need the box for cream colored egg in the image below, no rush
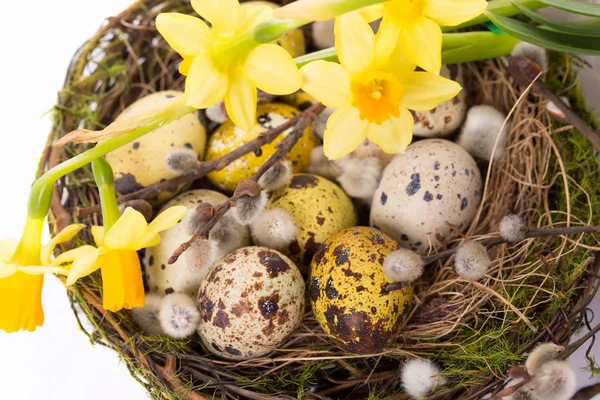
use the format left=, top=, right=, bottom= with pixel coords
left=197, top=247, right=304, bottom=360
left=370, top=139, right=482, bottom=254
left=145, top=190, right=250, bottom=298
left=105, top=91, right=207, bottom=204
left=413, top=65, right=467, bottom=138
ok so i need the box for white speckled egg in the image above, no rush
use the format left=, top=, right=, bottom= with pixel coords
left=197, top=247, right=305, bottom=360
left=413, top=65, right=467, bottom=138
left=145, top=190, right=251, bottom=297
left=370, top=139, right=482, bottom=254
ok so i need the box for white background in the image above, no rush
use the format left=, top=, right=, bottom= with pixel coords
left=0, top=1, right=598, bottom=399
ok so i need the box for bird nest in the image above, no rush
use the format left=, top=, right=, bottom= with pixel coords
left=42, top=0, right=600, bottom=398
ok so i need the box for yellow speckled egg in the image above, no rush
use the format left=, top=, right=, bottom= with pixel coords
left=242, top=1, right=306, bottom=57
left=206, top=103, right=317, bottom=193
left=309, top=227, right=413, bottom=354
left=105, top=90, right=206, bottom=204
left=262, top=174, right=357, bottom=268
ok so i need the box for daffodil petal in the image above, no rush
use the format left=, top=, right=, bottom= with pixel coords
left=52, top=245, right=99, bottom=266
left=19, top=265, right=70, bottom=276
left=136, top=234, right=161, bottom=250
left=104, top=207, right=148, bottom=250
left=367, top=108, right=414, bottom=154
left=300, top=61, right=351, bottom=108
left=401, top=71, right=462, bottom=110
left=0, top=264, right=17, bottom=279
left=237, top=4, right=273, bottom=35
left=374, top=17, right=401, bottom=69
left=335, top=12, right=375, bottom=75
left=323, top=106, right=369, bottom=160
left=179, top=56, right=193, bottom=76
left=135, top=205, right=187, bottom=250
left=0, top=273, right=44, bottom=332
left=224, top=67, right=257, bottom=133
left=91, top=226, right=105, bottom=247
left=358, top=3, right=384, bottom=22
left=66, top=248, right=100, bottom=286
left=185, top=54, right=229, bottom=109
left=191, top=0, right=239, bottom=35
left=400, top=17, right=442, bottom=74
left=41, top=223, right=85, bottom=265
left=155, top=13, right=213, bottom=56
left=0, top=239, right=18, bottom=262
left=242, top=44, right=302, bottom=95
left=424, top=0, right=488, bottom=26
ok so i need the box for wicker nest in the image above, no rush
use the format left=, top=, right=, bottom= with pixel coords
left=42, top=0, right=600, bottom=399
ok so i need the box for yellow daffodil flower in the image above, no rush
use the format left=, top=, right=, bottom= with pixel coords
left=66, top=206, right=187, bottom=312
left=156, top=0, right=302, bottom=132
left=0, top=223, right=85, bottom=333
left=300, top=12, right=461, bottom=160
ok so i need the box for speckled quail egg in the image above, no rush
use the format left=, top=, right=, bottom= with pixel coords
left=370, top=139, right=482, bottom=254
left=145, top=190, right=251, bottom=298
left=309, top=227, right=413, bottom=354
left=206, top=103, right=317, bottom=192
left=242, top=1, right=306, bottom=57
left=413, top=65, right=467, bottom=138
left=254, top=173, right=357, bottom=269
left=105, top=91, right=206, bottom=204
left=197, top=246, right=305, bottom=360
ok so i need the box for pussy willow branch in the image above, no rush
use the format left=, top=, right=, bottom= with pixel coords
left=167, top=103, right=326, bottom=264
left=76, top=102, right=321, bottom=217
left=384, top=225, right=600, bottom=292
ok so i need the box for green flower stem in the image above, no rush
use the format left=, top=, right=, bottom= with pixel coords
left=294, top=47, right=338, bottom=67
left=92, top=159, right=120, bottom=231
left=254, top=18, right=309, bottom=43
left=442, top=0, right=545, bottom=32
left=11, top=217, right=44, bottom=265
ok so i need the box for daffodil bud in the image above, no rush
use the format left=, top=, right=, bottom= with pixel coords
left=525, top=343, right=565, bottom=375
left=527, top=360, right=576, bottom=400
left=130, top=293, right=164, bottom=335
left=383, top=249, right=424, bottom=283
left=164, top=148, right=199, bottom=175
left=258, top=160, right=292, bottom=191
left=158, top=292, right=200, bottom=339
left=457, top=105, right=509, bottom=161
left=511, top=42, right=548, bottom=73
left=454, top=241, right=491, bottom=281
left=336, top=156, right=381, bottom=201
left=401, top=358, right=446, bottom=399
left=499, top=214, right=528, bottom=243
left=250, top=208, right=297, bottom=251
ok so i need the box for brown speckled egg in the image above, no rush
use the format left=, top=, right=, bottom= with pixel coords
left=197, top=247, right=304, bottom=360
left=105, top=91, right=206, bottom=204
left=206, top=103, right=317, bottom=193
left=370, top=139, right=482, bottom=254
left=145, top=190, right=250, bottom=298
left=309, top=227, right=413, bottom=354
left=263, top=174, right=357, bottom=268
left=413, top=65, right=467, bottom=138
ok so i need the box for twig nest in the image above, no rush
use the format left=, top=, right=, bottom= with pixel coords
left=499, top=214, right=528, bottom=243
left=527, top=361, right=576, bottom=400
left=254, top=174, right=357, bottom=270
left=159, top=292, right=201, bottom=339
left=413, top=65, right=467, bottom=138
left=145, top=190, right=250, bottom=298
left=309, top=227, right=413, bottom=354
left=130, top=293, right=164, bottom=335
left=205, top=103, right=317, bottom=193
left=525, top=343, right=565, bottom=375
left=457, top=105, right=509, bottom=161
left=401, top=358, right=446, bottom=399
left=454, top=241, right=491, bottom=280
left=370, top=139, right=482, bottom=254
left=105, top=90, right=206, bottom=204
left=197, top=247, right=304, bottom=360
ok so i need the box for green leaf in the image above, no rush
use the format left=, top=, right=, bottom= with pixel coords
left=485, top=11, right=600, bottom=54
left=538, top=0, right=600, bottom=17
left=512, top=1, right=600, bottom=37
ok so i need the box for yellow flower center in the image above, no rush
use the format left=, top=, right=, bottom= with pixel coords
left=384, top=0, right=425, bottom=22
left=351, top=71, right=404, bottom=125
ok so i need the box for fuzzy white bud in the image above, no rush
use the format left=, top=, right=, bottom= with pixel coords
left=231, top=191, right=268, bottom=225
left=211, top=212, right=251, bottom=257
left=164, top=148, right=199, bottom=175
left=499, top=214, right=528, bottom=243
left=527, top=361, right=576, bottom=400
left=308, top=146, right=342, bottom=180
left=336, top=156, right=382, bottom=201
left=159, top=292, right=200, bottom=339
left=511, top=42, right=548, bottom=73
left=250, top=207, right=297, bottom=251
left=545, top=97, right=570, bottom=121
left=401, top=358, right=445, bottom=399
left=130, top=293, right=165, bottom=335
left=454, top=241, right=491, bottom=280
left=185, top=238, right=220, bottom=274
left=457, top=105, right=509, bottom=161
left=525, top=343, right=565, bottom=376
left=311, top=19, right=335, bottom=50
left=258, top=160, right=292, bottom=191
left=504, top=378, right=534, bottom=400
left=311, top=107, right=335, bottom=141
left=383, top=249, right=424, bottom=283
left=206, top=102, right=228, bottom=124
